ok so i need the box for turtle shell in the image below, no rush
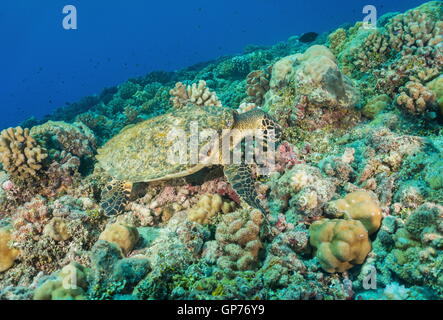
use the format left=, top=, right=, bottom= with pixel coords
left=96, top=106, right=234, bottom=182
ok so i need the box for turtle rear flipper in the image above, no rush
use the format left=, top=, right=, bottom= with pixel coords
left=223, top=164, right=266, bottom=214
left=100, top=181, right=132, bottom=216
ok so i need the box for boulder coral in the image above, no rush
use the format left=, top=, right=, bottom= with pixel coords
left=426, top=76, right=443, bottom=115
left=265, top=45, right=359, bottom=110
left=0, top=127, right=48, bottom=180
left=328, top=191, right=383, bottom=235
left=215, top=209, right=263, bottom=271
left=309, top=219, right=371, bottom=273
left=268, top=164, right=336, bottom=218
left=99, top=222, right=139, bottom=256
left=169, top=80, right=222, bottom=108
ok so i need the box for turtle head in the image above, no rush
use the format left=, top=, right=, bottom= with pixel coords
left=233, top=108, right=282, bottom=147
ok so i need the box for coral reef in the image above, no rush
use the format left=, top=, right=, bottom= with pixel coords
left=0, top=1, right=442, bottom=301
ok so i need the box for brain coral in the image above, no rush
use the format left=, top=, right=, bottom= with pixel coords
left=187, top=194, right=236, bottom=225
left=0, top=227, right=20, bottom=272
left=169, top=80, right=222, bottom=108
left=309, top=219, right=371, bottom=273
left=0, top=127, right=48, bottom=180
left=329, top=191, right=383, bottom=235
left=215, top=208, right=263, bottom=271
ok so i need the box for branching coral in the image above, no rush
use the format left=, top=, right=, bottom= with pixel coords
left=386, top=4, right=443, bottom=54
left=187, top=194, right=236, bottom=225
left=0, top=127, right=47, bottom=180
left=328, top=28, right=347, bottom=56
left=215, top=209, right=263, bottom=271
left=339, top=28, right=391, bottom=74
left=309, top=219, right=371, bottom=273
left=169, top=80, right=222, bottom=108
left=396, top=81, right=437, bottom=116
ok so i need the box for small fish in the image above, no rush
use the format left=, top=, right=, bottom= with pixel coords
left=299, top=32, right=319, bottom=43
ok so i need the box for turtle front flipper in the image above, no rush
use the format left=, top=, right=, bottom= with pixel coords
left=100, top=181, right=133, bottom=216
left=223, top=164, right=266, bottom=214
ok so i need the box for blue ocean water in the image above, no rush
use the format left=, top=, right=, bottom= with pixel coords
left=0, top=0, right=430, bottom=130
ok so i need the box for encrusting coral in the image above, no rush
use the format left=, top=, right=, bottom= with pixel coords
left=169, top=80, right=222, bottom=108
left=309, top=219, right=371, bottom=273
left=0, top=127, right=48, bottom=180
left=187, top=194, right=236, bottom=225
left=43, top=217, right=71, bottom=242
left=33, top=262, right=89, bottom=300
left=0, top=228, right=20, bottom=272
left=215, top=209, right=263, bottom=271
left=361, top=94, right=392, bottom=119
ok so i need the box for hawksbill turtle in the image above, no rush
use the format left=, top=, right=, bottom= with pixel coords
left=96, top=105, right=281, bottom=216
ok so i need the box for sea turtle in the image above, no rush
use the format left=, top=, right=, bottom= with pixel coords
left=96, top=105, right=281, bottom=216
